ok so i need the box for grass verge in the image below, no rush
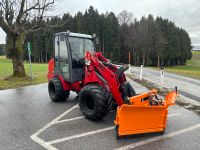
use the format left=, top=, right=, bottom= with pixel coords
left=0, top=56, right=47, bottom=90
left=150, top=51, right=200, bottom=79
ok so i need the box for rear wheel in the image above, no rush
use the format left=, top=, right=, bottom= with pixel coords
left=48, top=77, right=70, bottom=102
left=115, top=125, right=120, bottom=139
left=79, top=84, right=112, bottom=121
left=121, top=82, right=136, bottom=103
left=126, top=82, right=136, bottom=97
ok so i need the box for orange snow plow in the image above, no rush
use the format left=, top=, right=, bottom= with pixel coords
left=114, top=88, right=177, bottom=138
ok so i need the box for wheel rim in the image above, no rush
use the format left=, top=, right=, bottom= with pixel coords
left=83, top=95, right=95, bottom=111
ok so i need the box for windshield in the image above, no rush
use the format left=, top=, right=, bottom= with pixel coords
left=68, top=37, right=94, bottom=60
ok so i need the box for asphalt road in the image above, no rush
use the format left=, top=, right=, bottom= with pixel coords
left=131, top=67, right=200, bottom=102
left=0, top=81, right=200, bottom=150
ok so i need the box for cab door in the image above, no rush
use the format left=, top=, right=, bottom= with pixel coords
left=54, top=35, right=70, bottom=80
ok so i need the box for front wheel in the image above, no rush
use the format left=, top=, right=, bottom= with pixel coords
left=79, top=84, right=112, bottom=121
left=48, top=77, right=70, bottom=102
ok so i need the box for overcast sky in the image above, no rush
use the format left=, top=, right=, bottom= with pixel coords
left=0, top=0, right=200, bottom=47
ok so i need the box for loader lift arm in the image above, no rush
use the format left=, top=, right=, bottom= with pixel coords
left=83, top=52, right=126, bottom=106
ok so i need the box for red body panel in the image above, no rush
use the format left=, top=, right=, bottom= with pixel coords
left=47, top=52, right=126, bottom=106
left=47, top=58, right=82, bottom=92
left=47, top=58, right=55, bottom=81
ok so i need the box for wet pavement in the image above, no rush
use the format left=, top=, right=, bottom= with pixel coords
left=0, top=81, right=200, bottom=150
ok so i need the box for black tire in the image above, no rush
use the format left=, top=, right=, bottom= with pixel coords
left=115, top=125, right=120, bottom=139
left=159, top=128, right=165, bottom=135
left=126, top=82, right=136, bottom=97
left=111, top=102, right=118, bottom=111
left=121, top=82, right=136, bottom=103
left=48, top=77, right=70, bottom=102
left=79, top=84, right=112, bottom=121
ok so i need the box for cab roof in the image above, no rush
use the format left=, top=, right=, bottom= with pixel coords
left=54, top=32, right=92, bottom=39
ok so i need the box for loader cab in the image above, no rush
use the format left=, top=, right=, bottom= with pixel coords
left=54, top=32, right=95, bottom=83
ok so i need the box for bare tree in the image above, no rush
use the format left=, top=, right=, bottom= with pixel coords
left=118, top=10, right=134, bottom=63
left=0, top=0, right=55, bottom=77
left=118, top=10, right=133, bottom=25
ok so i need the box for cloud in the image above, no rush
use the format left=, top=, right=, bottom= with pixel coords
left=189, top=33, right=199, bottom=38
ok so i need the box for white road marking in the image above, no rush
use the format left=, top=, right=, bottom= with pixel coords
left=54, top=116, right=85, bottom=124
left=47, top=126, right=115, bottom=145
left=32, top=104, right=79, bottom=136
left=30, top=104, right=79, bottom=150
left=31, top=135, right=58, bottom=150
left=47, top=113, right=180, bottom=145
left=115, top=123, right=200, bottom=150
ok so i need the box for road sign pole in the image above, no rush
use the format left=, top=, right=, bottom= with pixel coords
left=28, top=42, right=33, bottom=80
left=29, top=53, right=33, bottom=80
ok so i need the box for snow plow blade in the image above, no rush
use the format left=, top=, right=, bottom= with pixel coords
left=114, top=89, right=177, bottom=138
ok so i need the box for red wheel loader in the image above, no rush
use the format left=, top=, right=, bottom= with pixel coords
left=47, top=31, right=177, bottom=138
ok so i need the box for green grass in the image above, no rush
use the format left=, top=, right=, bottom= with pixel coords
left=0, top=56, right=48, bottom=89
left=153, top=51, right=200, bottom=79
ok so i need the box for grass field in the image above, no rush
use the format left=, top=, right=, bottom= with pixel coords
left=0, top=56, right=47, bottom=89
left=162, top=51, right=200, bottom=79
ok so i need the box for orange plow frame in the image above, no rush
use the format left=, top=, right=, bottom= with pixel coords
left=114, top=89, right=177, bottom=138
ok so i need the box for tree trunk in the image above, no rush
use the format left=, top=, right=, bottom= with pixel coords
left=142, top=56, right=145, bottom=65
left=9, top=32, right=26, bottom=77
left=157, top=54, right=160, bottom=68
left=137, top=49, right=140, bottom=65
left=12, top=55, right=25, bottom=76
left=161, top=59, right=163, bottom=67
left=156, top=49, right=160, bottom=68
left=45, top=49, right=48, bottom=62
left=41, top=52, right=43, bottom=63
